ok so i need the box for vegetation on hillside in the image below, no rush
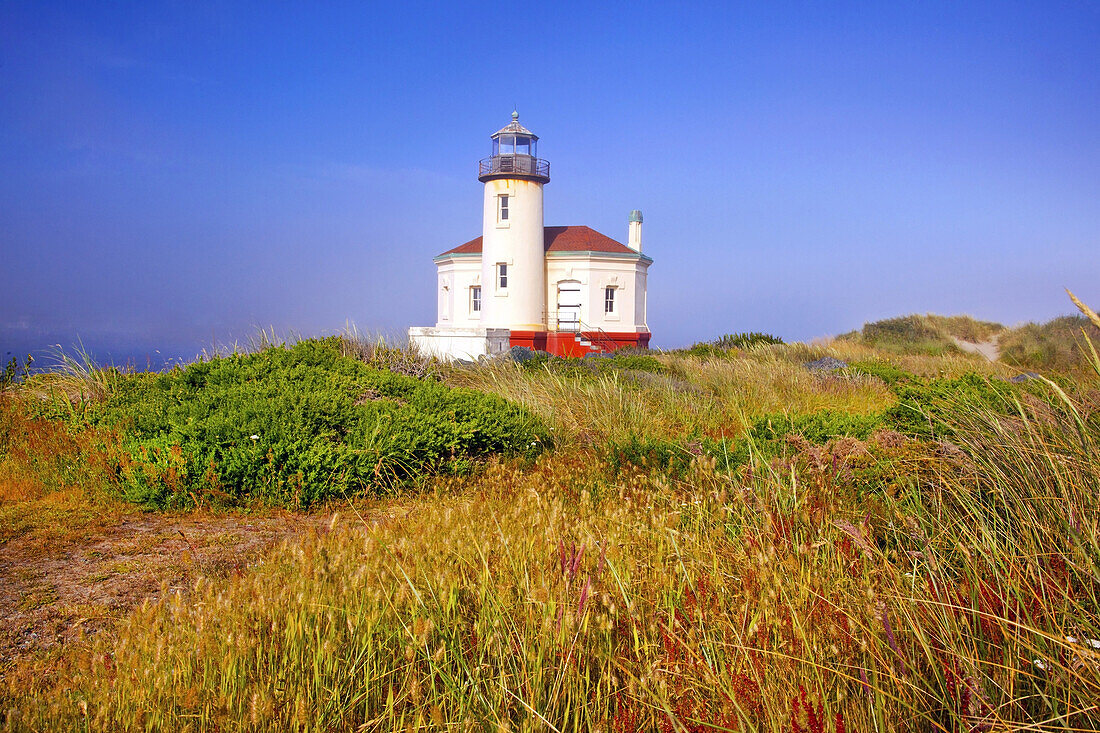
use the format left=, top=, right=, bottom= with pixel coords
left=685, top=332, right=785, bottom=358
left=19, top=337, right=549, bottom=509
left=2, top=296, right=1100, bottom=731
left=839, top=314, right=1004, bottom=356
left=999, top=314, right=1100, bottom=372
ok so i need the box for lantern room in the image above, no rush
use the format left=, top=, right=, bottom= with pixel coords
left=478, top=111, right=550, bottom=183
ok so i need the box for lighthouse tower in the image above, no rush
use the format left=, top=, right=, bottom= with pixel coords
left=477, top=111, right=550, bottom=344
left=409, top=113, right=652, bottom=361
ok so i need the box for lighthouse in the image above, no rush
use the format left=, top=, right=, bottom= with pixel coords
left=409, top=113, right=653, bottom=360
left=478, top=111, right=549, bottom=338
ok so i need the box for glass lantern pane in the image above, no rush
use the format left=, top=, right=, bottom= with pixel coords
left=515, top=136, right=531, bottom=155
left=499, top=135, right=515, bottom=155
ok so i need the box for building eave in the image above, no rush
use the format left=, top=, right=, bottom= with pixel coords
left=546, top=250, right=654, bottom=264
left=433, top=252, right=483, bottom=264
left=435, top=251, right=653, bottom=265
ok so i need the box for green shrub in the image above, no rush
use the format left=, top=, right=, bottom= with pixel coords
left=685, top=332, right=783, bottom=357
left=606, top=411, right=885, bottom=477
left=602, top=353, right=666, bottom=374
left=84, top=338, right=549, bottom=509
left=848, top=360, right=914, bottom=386
left=883, top=373, right=1019, bottom=439
left=746, top=410, right=883, bottom=445
left=713, top=332, right=784, bottom=349
left=520, top=352, right=666, bottom=377
left=605, top=435, right=701, bottom=479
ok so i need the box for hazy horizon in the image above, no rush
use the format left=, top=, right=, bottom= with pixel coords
left=3, top=1, right=1098, bottom=367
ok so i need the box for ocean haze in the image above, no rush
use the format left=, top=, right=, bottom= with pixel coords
left=2, top=1, right=1098, bottom=366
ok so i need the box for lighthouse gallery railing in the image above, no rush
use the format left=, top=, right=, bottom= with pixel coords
left=478, top=154, right=550, bottom=179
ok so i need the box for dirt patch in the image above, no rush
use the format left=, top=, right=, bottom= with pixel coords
left=953, top=336, right=1000, bottom=361
left=0, top=508, right=334, bottom=678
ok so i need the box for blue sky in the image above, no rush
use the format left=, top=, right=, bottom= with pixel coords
left=2, top=1, right=1098, bottom=365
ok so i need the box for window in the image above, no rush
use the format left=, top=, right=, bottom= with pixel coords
left=470, top=286, right=481, bottom=313
left=497, top=263, right=508, bottom=290
left=498, top=195, right=509, bottom=222
left=604, top=287, right=616, bottom=314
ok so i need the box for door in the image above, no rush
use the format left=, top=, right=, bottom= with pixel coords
left=556, top=281, right=581, bottom=332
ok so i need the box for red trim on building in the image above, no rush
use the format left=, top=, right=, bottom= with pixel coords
left=507, top=330, right=548, bottom=351
left=530, top=331, right=652, bottom=358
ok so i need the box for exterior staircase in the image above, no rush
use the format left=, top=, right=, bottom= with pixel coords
left=556, top=311, right=616, bottom=354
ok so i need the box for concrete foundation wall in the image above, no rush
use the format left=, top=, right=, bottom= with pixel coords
left=408, top=327, right=510, bottom=361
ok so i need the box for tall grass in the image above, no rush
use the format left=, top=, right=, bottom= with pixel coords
left=449, top=345, right=894, bottom=443
left=8, top=369, right=1100, bottom=729
left=5, top=305, right=1100, bottom=730
left=999, top=315, right=1100, bottom=373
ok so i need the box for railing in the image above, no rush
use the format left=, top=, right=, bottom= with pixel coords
left=478, top=154, right=550, bottom=180
left=556, top=309, right=580, bottom=333
left=554, top=312, right=619, bottom=353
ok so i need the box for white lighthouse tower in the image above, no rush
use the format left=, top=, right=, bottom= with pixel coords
left=409, top=113, right=653, bottom=360
left=477, top=111, right=550, bottom=339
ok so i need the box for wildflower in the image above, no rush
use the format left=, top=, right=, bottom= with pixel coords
left=250, top=434, right=259, bottom=440
left=1033, top=659, right=1048, bottom=671
left=578, top=576, right=591, bottom=618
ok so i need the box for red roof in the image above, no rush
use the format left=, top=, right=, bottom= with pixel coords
left=438, top=226, right=638, bottom=257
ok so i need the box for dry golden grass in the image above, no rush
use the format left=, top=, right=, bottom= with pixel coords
left=3, top=325, right=1100, bottom=731
left=447, top=345, right=897, bottom=444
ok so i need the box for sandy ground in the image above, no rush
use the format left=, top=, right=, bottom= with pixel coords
left=953, top=336, right=1000, bottom=361
left=0, top=508, right=336, bottom=677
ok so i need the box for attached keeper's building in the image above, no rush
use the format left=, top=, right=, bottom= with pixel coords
left=409, top=112, right=653, bottom=360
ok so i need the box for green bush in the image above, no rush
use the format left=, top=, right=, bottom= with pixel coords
left=602, top=353, right=666, bottom=374
left=607, top=410, right=883, bottom=478
left=746, top=410, right=883, bottom=445
left=605, top=435, right=702, bottom=479
left=848, top=360, right=914, bottom=386
left=520, top=352, right=667, bottom=377
left=685, top=332, right=784, bottom=357
left=883, top=373, right=1019, bottom=439
left=85, top=338, right=549, bottom=509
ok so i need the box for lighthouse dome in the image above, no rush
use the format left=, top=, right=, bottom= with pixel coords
left=480, top=111, right=549, bottom=183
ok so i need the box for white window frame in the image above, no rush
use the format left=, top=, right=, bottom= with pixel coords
left=496, top=263, right=508, bottom=291
left=497, top=195, right=510, bottom=227
left=470, top=286, right=481, bottom=315
left=604, top=286, right=616, bottom=315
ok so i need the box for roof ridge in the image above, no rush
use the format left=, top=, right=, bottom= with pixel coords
left=436, top=224, right=638, bottom=257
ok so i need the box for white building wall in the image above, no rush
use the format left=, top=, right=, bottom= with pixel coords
left=434, top=256, right=483, bottom=328
left=480, top=179, right=546, bottom=331
left=545, top=254, right=650, bottom=333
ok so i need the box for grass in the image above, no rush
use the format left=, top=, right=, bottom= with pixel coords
left=999, top=314, right=1100, bottom=373
left=449, top=345, right=895, bottom=444
left=839, top=313, right=1005, bottom=356
left=2, top=298, right=1099, bottom=730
